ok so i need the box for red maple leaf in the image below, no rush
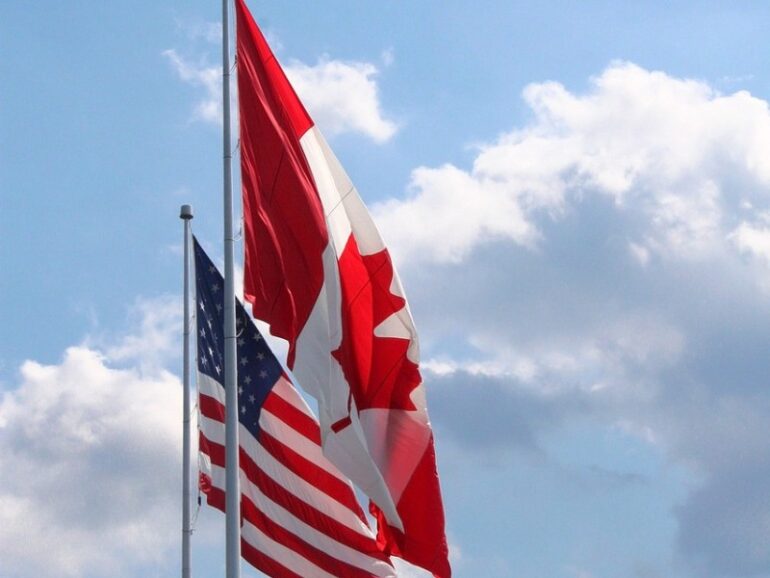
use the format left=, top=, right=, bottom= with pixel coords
left=331, top=236, right=422, bottom=420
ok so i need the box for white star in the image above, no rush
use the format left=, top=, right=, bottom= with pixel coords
left=199, top=301, right=205, bottom=312
left=208, top=346, right=213, bottom=356
left=241, top=406, right=246, bottom=414
left=259, top=370, right=268, bottom=379
left=200, top=328, right=206, bottom=338
left=201, top=357, right=208, bottom=366
left=238, top=386, right=243, bottom=395
left=215, top=365, right=221, bottom=374
left=212, top=283, right=220, bottom=293
left=253, top=333, right=261, bottom=341
left=240, top=357, right=248, bottom=366
left=216, top=303, right=223, bottom=312
left=244, top=375, right=252, bottom=384
left=249, top=395, right=255, bottom=403
left=208, top=265, right=216, bottom=273
left=256, top=352, right=265, bottom=360
left=238, top=338, right=245, bottom=346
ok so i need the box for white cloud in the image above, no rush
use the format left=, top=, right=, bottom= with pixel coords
left=163, top=49, right=221, bottom=125
left=729, top=219, right=770, bottom=265
left=375, top=164, right=539, bottom=264
left=0, top=299, right=184, bottom=578
left=374, top=62, right=770, bottom=265
left=427, top=311, right=684, bottom=400
left=629, top=241, right=651, bottom=266
left=381, top=48, right=395, bottom=68
left=285, top=57, right=398, bottom=142
left=165, top=45, right=397, bottom=143
left=175, top=18, right=221, bottom=44
left=103, top=295, right=181, bottom=372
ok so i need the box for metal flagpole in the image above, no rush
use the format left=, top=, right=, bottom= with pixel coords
left=221, top=1, right=241, bottom=577
left=180, top=204, right=194, bottom=578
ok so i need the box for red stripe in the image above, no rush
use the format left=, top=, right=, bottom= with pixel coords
left=199, top=430, right=224, bottom=465
left=263, top=392, right=321, bottom=443
left=203, top=483, right=225, bottom=512
left=259, top=428, right=367, bottom=522
left=241, top=495, right=383, bottom=578
left=242, top=537, right=305, bottom=578
left=199, top=392, right=225, bottom=422
left=206, top=485, right=386, bottom=578
left=205, top=487, right=304, bottom=578
left=202, top=434, right=386, bottom=559
left=199, top=382, right=319, bottom=446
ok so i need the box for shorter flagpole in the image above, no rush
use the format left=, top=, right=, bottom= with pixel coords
left=180, top=204, right=194, bottom=578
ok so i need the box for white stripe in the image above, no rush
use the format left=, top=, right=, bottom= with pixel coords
left=258, top=407, right=350, bottom=483
left=209, top=464, right=395, bottom=577
left=199, top=413, right=373, bottom=538
left=272, top=375, right=316, bottom=418
left=199, top=413, right=224, bottom=443
left=240, top=518, right=336, bottom=578
left=198, top=372, right=226, bottom=404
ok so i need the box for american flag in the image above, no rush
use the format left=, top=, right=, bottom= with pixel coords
left=193, top=237, right=395, bottom=578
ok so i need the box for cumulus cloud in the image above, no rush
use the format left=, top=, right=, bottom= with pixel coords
left=729, top=214, right=770, bottom=267
left=374, top=62, right=770, bottom=265
left=163, top=49, right=222, bottom=124
left=174, top=18, right=221, bottom=44
left=285, top=57, right=397, bottom=142
left=103, top=294, right=181, bottom=371
left=164, top=46, right=397, bottom=142
left=383, top=62, right=770, bottom=577
left=416, top=237, right=770, bottom=577
left=0, top=297, right=184, bottom=578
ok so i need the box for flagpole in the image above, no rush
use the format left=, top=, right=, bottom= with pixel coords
left=221, top=1, right=241, bottom=577
left=180, top=204, right=194, bottom=578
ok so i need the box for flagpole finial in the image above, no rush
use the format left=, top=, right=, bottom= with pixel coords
left=180, top=204, right=194, bottom=220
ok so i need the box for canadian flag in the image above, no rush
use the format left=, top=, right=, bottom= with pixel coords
left=235, top=1, right=450, bottom=576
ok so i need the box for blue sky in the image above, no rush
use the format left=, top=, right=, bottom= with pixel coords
left=3, top=2, right=770, bottom=577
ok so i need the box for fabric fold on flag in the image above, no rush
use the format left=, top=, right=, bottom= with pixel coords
left=194, top=237, right=396, bottom=578
left=235, top=1, right=451, bottom=575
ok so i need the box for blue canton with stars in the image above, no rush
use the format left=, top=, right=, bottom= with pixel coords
left=194, top=237, right=284, bottom=438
